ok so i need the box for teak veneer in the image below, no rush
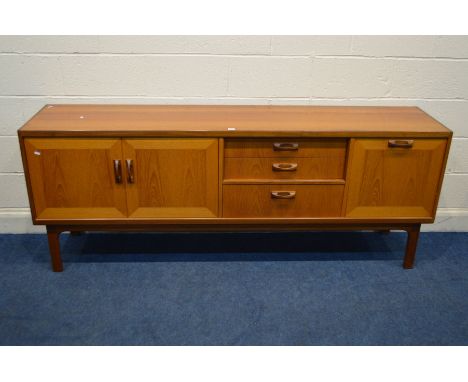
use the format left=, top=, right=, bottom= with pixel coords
left=18, top=105, right=452, bottom=271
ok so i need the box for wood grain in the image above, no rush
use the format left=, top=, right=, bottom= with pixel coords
left=223, top=185, right=344, bottom=218
left=123, top=138, right=219, bottom=218
left=24, top=138, right=127, bottom=219
left=345, top=138, right=447, bottom=218
left=218, top=138, right=224, bottom=215
left=19, top=105, right=452, bottom=138
left=430, top=133, right=453, bottom=217
left=18, top=106, right=453, bottom=271
left=224, top=138, right=347, bottom=158
left=224, top=156, right=345, bottom=181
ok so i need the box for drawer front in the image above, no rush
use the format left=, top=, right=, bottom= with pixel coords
left=225, top=138, right=347, bottom=158
left=223, top=185, right=344, bottom=218
left=224, top=156, right=345, bottom=181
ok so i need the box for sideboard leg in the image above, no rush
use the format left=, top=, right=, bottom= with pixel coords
left=47, top=229, right=63, bottom=272
left=403, top=224, right=421, bottom=269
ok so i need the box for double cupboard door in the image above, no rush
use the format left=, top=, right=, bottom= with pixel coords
left=24, top=138, right=219, bottom=220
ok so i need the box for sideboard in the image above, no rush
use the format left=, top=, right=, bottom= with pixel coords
left=18, top=105, right=452, bottom=271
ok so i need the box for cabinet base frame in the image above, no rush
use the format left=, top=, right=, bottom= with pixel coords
left=45, top=223, right=421, bottom=272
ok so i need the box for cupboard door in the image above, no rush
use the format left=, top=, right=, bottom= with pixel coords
left=24, top=138, right=127, bottom=220
left=123, top=139, right=218, bottom=218
left=345, top=138, right=447, bottom=218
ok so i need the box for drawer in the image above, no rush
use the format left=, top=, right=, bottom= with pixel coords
left=224, top=138, right=347, bottom=158
left=223, top=185, right=344, bottom=218
left=224, top=156, right=345, bottom=181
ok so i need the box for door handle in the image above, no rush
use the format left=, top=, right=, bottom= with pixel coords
left=113, top=160, right=122, bottom=184
left=388, top=139, right=414, bottom=148
left=272, top=162, right=298, bottom=172
left=126, top=159, right=135, bottom=183
left=271, top=191, right=296, bottom=199
left=273, top=142, right=299, bottom=151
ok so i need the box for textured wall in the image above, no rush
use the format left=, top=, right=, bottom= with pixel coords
left=0, top=36, right=467, bottom=232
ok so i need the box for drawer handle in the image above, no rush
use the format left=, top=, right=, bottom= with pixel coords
left=126, top=159, right=135, bottom=183
left=388, top=139, right=414, bottom=148
left=271, top=191, right=296, bottom=199
left=273, top=142, right=299, bottom=151
left=113, top=160, right=122, bottom=184
left=272, top=162, right=298, bottom=172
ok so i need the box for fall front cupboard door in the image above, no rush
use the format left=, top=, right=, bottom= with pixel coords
left=24, top=138, right=127, bottom=220
left=345, top=138, right=447, bottom=218
left=123, top=139, right=218, bottom=218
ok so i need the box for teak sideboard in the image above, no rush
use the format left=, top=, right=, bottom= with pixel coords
left=18, top=105, right=452, bottom=272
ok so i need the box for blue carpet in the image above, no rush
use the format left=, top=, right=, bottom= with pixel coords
left=0, top=232, right=467, bottom=345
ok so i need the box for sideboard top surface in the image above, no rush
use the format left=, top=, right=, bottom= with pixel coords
left=19, top=105, right=451, bottom=138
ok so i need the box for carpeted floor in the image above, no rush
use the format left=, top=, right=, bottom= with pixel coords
left=0, top=231, right=467, bottom=345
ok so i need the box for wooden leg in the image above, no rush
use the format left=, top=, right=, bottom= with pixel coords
left=403, top=224, right=421, bottom=269
left=47, top=229, right=63, bottom=272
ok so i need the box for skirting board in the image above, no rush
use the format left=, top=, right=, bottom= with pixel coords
left=1, top=208, right=468, bottom=233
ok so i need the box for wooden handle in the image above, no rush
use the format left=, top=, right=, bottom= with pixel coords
left=272, top=162, right=298, bottom=171
left=273, top=142, right=299, bottom=151
left=113, top=160, right=122, bottom=184
left=388, top=139, right=414, bottom=148
left=126, top=159, right=135, bottom=183
left=271, top=191, right=296, bottom=199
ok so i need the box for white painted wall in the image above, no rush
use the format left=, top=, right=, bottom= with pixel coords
left=0, top=36, right=467, bottom=232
